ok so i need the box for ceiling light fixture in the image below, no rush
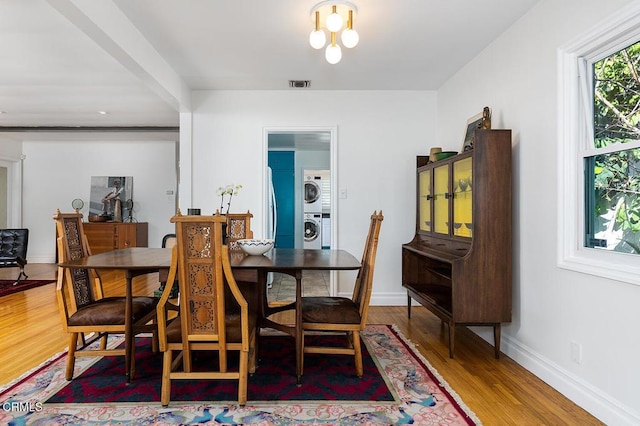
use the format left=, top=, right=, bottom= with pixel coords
left=309, top=1, right=359, bottom=65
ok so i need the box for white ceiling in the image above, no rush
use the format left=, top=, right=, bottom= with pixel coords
left=0, top=0, right=540, bottom=130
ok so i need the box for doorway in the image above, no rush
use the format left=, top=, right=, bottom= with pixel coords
left=263, top=127, right=338, bottom=297
left=0, top=158, right=22, bottom=228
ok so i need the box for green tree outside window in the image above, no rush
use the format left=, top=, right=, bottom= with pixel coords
left=587, top=40, right=640, bottom=253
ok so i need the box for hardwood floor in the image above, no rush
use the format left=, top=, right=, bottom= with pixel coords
left=0, top=264, right=602, bottom=425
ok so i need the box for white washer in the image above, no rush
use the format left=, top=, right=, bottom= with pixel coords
left=303, top=172, right=323, bottom=213
left=304, top=213, right=322, bottom=249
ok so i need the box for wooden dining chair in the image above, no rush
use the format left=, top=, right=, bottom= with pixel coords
left=225, top=211, right=253, bottom=251
left=157, top=211, right=258, bottom=406
left=53, top=209, right=159, bottom=380
left=301, top=210, right=383, bottom=377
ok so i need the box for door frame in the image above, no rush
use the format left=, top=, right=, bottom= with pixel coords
left=263, top=125, right=338, bottom=295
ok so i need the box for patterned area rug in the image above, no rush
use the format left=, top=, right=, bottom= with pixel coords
left=0, top=325, right=481, bottom=425
left=0, top=279, right=55, bottom=298
left=47, top=333, right=394, bottom=403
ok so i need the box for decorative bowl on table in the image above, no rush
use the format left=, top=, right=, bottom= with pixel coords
left=434, top=151, right=458, bottom=161
left=237, top=239, right=274, bottom=256
left=88, top=214, right=109, bottom=222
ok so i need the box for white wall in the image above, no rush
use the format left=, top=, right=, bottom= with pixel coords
left=0, top=140, right=22, bottom=159
left=437, top=0, right=639, bottom=424
left=191, top=90, right=437, bottom=302
left=22, top=140, right=178, bottom=262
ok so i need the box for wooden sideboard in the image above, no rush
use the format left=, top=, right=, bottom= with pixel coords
left=401, top=129, right=512, bottom=358
left=83, top=222, right=148, bottom=254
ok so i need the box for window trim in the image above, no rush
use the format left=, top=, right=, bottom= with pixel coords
left=558, top=3, right=640, bottom=286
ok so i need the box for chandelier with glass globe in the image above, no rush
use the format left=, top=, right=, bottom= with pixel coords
left=309, top=1, right=359, bottom=65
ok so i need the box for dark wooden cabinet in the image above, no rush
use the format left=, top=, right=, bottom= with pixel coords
left=402, top=129, right=512, bottom=358
left=83, top=222, right=148, bottom=254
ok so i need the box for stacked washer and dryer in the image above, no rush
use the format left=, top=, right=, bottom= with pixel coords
left=303, top=170, right=329, bottom=249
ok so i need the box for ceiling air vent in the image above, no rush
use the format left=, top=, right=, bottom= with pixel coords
left=289, top=80, right=311, bottom=88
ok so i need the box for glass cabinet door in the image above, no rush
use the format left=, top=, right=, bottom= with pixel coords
left=418, top=170, right=432, bottom=232
left=433, top=164, right=450, bottom=235
left=453, top=157, right=473, bottom=238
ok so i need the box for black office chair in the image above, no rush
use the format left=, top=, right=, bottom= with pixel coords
left=162, top=233, right=177, bottom=249
left=0, top=229, right=29, bottom=285
left=155, top=234, right=178, bottom=298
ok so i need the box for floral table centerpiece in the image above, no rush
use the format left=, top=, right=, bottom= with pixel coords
left=217, top=184, right=242, bottom=215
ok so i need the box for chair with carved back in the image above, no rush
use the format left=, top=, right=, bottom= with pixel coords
left=53, top=210, right=158, bottom=380
left=157, top=211, right=258, bottom=406
left=225, top=210, right=271, bottom=297
left=155, top=244, right=181, bottom=401
left=223, top=210, right=262, bottom=302
left=225, top=211, right=253, bottom=251
left=301, top=210, right=383, bottom=377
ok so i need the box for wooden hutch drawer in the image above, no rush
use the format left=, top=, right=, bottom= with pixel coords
left=83, top=222, right=148, bottom=254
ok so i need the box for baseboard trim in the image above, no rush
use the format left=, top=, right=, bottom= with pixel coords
left=27, top=256, right=56, bottom=264
left=471, top=328, right=640, bottom=425
left=364, top=290, right=639, bottom=425
left=364, top=292, right=410, bottom=306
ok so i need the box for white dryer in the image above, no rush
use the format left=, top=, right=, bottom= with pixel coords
left=303, top=212, right=322, bottom=249
left=303, top=172, right=323, bottom=213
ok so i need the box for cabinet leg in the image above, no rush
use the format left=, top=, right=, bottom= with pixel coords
left=493, top=323, right=501, bottom=359
left=448, top=323, right=455, bottom=358
left=407, top=295, right=412, bottom=319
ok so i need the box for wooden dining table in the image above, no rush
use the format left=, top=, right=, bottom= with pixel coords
left=58, top=246, right=361, bottom=384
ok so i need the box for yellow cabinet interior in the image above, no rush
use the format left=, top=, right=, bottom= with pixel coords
left=453, top=157, right=473, bottom=238
left=418, top=170, right=431, bottom=232
left=419, top=156, right=473, bottom=238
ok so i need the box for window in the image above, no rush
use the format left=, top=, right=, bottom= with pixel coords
left=559, top=4, right=640, bottom=285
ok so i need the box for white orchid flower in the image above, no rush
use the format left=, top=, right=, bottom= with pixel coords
left=217, top=183, right=242, bottom=214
